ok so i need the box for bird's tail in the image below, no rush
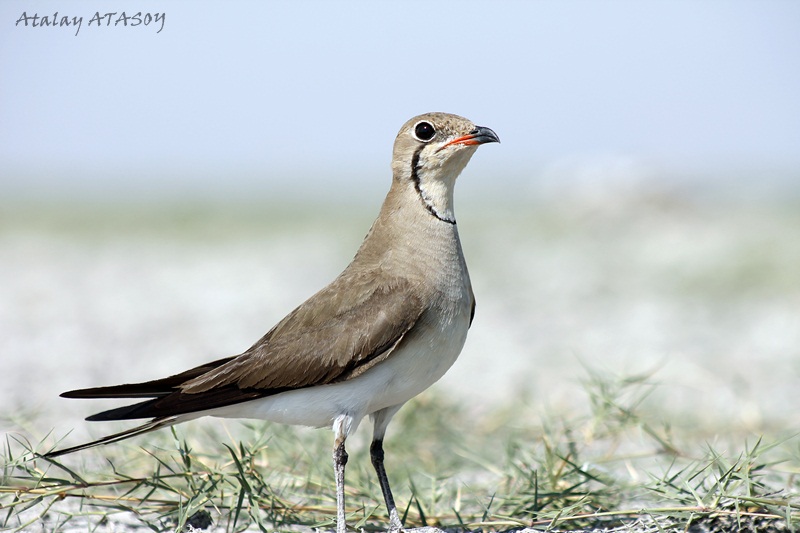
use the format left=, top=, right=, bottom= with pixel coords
left=44, top=416, right=180, bottom=459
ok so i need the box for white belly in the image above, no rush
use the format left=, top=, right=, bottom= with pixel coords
left=205, top=309, right=470, bottom=432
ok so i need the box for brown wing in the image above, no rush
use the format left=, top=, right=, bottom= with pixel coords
left=181, top=270, right=426, bottom=393
left=61, top=269, right=427, bottom=421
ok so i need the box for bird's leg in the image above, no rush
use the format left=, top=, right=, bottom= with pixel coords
left=333, top=437, right=349, bottom=533
left=370, top=438, right=402, bottom=531
left=333, top=415, right=354, bottom=533
left=369, top=405, right=404, bottom=531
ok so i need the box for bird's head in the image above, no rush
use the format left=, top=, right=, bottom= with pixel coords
left=391, top=112, right=499, bottom=223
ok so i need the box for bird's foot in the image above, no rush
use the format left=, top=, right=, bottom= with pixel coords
left=387, top=509, right=403, bottom=532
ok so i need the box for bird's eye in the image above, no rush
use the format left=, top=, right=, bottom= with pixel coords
left=413, top=121, right=436, bottom=142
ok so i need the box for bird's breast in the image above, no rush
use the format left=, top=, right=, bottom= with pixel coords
left=362, top=293, right=472, bottom=412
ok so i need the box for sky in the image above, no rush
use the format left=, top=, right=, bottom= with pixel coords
left=2, top=1, right=799, bottom=202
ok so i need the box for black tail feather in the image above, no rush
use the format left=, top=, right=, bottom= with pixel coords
left=79, top=386, right=268, bottom=421
left=44, top=417, right=179, bottom=458
left=84, top=398, right=163, bottom=421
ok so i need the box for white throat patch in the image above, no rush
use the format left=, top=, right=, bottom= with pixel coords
left=414, top=145, right=477, bottom=224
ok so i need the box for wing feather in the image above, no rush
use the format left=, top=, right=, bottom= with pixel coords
left=60, top=357, right=235, bottom=399
left=60, top=270, right=427, bottom=422
left=181, top=271, right=426, bottom=393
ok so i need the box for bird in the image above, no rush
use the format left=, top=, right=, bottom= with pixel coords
left=45, top=112, right=499, bottom=533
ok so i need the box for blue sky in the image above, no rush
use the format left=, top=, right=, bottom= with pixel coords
left=2, top=1, right=799, bottom=201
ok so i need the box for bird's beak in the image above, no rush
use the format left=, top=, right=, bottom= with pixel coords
left=443, top=126, right=500, bottom=148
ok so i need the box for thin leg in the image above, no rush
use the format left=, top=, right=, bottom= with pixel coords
left=370, top=438, right=402, bottom=531
left=333, top=414, right=357, bottom=533
left=370, top=405, right=404, bottom=531
left=333, top=438, right=349, bottom=533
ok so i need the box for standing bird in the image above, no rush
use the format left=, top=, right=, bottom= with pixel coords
left=46, top=112, right=499, bottom=533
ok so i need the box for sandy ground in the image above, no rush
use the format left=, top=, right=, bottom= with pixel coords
left=11, top=505, right=792, bottom=532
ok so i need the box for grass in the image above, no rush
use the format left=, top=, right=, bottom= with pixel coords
left=2, top=366, right=798, bottom=532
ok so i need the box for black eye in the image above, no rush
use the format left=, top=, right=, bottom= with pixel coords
left=413, top=121, right=435, bottom=142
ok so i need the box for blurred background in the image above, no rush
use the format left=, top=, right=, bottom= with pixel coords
left=1, top=1, right=799, bottom=441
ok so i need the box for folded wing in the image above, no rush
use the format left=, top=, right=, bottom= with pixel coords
left=60, top=270, right=427, bottom=422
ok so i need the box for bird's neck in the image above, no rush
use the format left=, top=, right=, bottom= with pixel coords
left=353, top=179, right=464, bottom=276
left=382, top=178, right=459, bottom=235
